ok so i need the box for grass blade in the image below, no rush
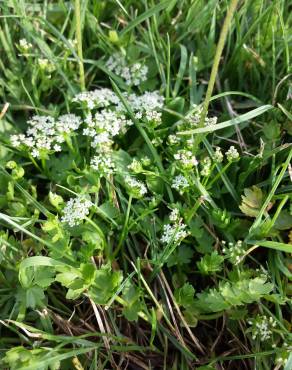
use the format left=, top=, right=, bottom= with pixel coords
left=178, top=105, right=273, bottom=135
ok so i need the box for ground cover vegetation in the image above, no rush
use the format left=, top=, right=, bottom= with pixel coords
left=0, top=0, right=291, bottom=369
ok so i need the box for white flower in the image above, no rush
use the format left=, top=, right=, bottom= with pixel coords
left=125, top=176, right=147, bottom=198
left=128, top=158, right=143, bottom=173
left=169, top=208, right=180, bottom=222
left=145, top=110, right=162, bottom=126
left=56, top=114, right=81, bottom=133
left=167, top=134, right=179, bottom=145
left=248, top=315, right=277, bottom=342
left=72, top=88, right=119, bottom=109
left=61, top=196, right=92, bottom=227
left=106, top=53, right=148, bottom=86
left=10, top=114, right=81, bottom=158
left=83, top=127, right=96, bottom=137
left=179, top=104, right=217, bottom=129
left=174, top=150, right=198, bottom=169
left=83, top=110, right=132, bottom=151
left=226, top=146, right=239, bottom=162
left=200, top=157, right=212, bottom=177
left=127, top=91, right=164, bottom=113
left=38, top=58, right=55, bottom=73
left=90, top=153, right=115, bottom=176
left=92, top=110, right=132, bottom=137
left=151, top=137, right=163, bottom=146
left=31, top=149, right=39, bottom=158
left=19, top=38, right=32, bottom=51
left=222, top=240, right=245, bottom=264
left=160, top=222, right=188, bottom=245
left=91, top=132, right=113, bottom=149
left=53, top=144, right=61, bottom=152
left=213, top=147, right=224, bottom=163
left=171, top=175, right=189, bottom=193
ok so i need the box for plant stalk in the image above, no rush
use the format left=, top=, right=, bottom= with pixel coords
left=198, top=0, right=240, bottom=130
left=75, top=0, right=85, bottom=91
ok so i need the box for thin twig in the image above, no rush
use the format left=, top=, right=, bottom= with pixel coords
left=159, top=271, right=205, bottom=354
left=0, top=103, right=9, bottom=120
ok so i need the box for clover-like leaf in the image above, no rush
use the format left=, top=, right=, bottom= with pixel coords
left=239, top=185, right=263, bottom=217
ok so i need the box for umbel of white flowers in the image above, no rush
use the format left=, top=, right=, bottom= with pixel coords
left=11, top=114, right=81, bottom=158
left=61, top=196, right=92, bottom=227
left=105, top=52, right=148, bottom=86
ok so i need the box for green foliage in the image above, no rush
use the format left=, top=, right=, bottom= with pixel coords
left=3, top=346, right=60, bottom=370
left=239, top=186, right=264, bottom=217
left=0, top=0, right=291, bottom=369
left=122, top=281, right=143, bottom=321
left=195, top=276, right=274, bottom=313
left=197, top=251, right=224, bottom=275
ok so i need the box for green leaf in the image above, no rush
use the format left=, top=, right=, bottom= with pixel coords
left=274, top=210, right=292, bottom=230
left=122, top=282, right=142, bottom=322
left=55, top=271, right=80, bottom=287
left=263, top=121, right=281, bottom=140
left=247, top=240, right=292, bottom=253
left=167, top=245, right=194, bottom=267
left=173, top=45, right=188, bottom=97
left=120, top=1, right=172, bottom=36
left=195, top=276, right=274, bottom=313
left=33, top=267, right=55, bottom=288
left=239, top=186, right=263, bottom=217
left=196, top=289, right=229, bottom=312
left=174, top=283, right=195, bottom=309
left=197, top=251, right=224, bottom=275
left=26, top=286, right=45, bottom=309
left=80, top=263, right=96, bottom=284
left=88, top=265, right=123, bottom=305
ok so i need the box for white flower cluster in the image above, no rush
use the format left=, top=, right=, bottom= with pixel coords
left=90, top=153, right=116, bottom=176
left=174, top=150, right=198, bottom=169
left=125, top=176, right=147, bottom=198
left=61, top=196, right=92, bottom=227
left=226, top=146, right=239, bottom=161
left=127, top=91, right=164, bottom=126
left=11, top=114, right=81, bottom=158
left=128, top=158, right=143, bottom=173
left=213, top=147, right=223, bottom=163
left=84, top=110, right=132, bottom=150
left=19, top=38, right=32, bottom=51
left=222, top=240, right=245, bottom=264
left=169, top=208, right=180, bottom=222
left=38, top=58, right=55, bottom=73
left=72, top=88, right=119, bottom=110
left=168, top=134, right=180, bottom=145
left=106, top=53, right=148, bottom=86
left=128, top=91, right=164, bottom=113
left=73, top=89, right=164, bottom=127
left=171, top=175, right=189, bottom=194
left=179, top=104, right=217, bottom=129
left=200, top=157, right=212, bottom=177
left=248, top=315, right=277, bottom=341
left=161, top=210, right=188, bottom=245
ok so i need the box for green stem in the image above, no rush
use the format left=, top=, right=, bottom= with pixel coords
left=207, top=161, right=232, bottom=189
left=75, top=0, right=85, bottom=91
left=29, top=154, right=42, bottom=172
left=85, top=216, right=108, bottom=259
left=41, top=157, right=48, bottom=175
left=114, top=195, right=132, bottom=258
left=195, top=0, right=240, bottom=147
left=265, top=195, right=289, bottom=234
left=250, top=148, right=292, bottom=233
